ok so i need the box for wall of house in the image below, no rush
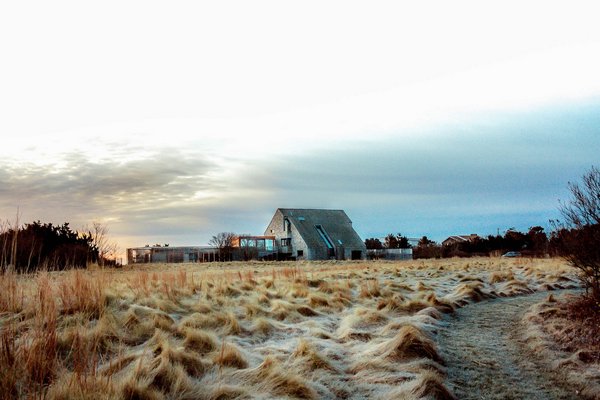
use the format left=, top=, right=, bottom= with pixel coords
left=264, top=211, right=309, bottom=260
left=265, top=209, right=367, bottom=261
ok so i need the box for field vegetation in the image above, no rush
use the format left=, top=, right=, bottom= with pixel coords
left=524, top=292, right=600, bottom=397
left=0, top=257, right=580, bottom=399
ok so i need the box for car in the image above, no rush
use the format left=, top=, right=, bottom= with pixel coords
left=501, top=251, right=521, bottom=257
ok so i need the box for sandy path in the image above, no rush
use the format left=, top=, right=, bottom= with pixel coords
left=438, top=290, right=582, bottom=400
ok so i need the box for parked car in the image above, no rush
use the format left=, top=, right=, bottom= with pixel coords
left=501, top=251, right=521, bottom=257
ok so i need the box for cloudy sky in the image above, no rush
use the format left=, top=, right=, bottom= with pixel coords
left=1, top=1, right=599, bottom=259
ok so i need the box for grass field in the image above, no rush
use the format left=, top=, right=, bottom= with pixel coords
left=0, top=258, right=580, bottom=399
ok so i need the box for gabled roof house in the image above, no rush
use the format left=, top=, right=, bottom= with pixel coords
left=264, top=208, right=367, bottom=260
left=442, top=234, right=480, bottom=247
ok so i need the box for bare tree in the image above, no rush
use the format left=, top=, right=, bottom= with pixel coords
left=87, top=221, right=119, bottom=266
left=557, top=166, right=600, bottom=301
left=208, top=232, right=236, bottom=261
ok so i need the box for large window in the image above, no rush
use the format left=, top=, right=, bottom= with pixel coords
left=281, top=238, right=291, bottom=246
left=315, top=225, right=334, bottom=249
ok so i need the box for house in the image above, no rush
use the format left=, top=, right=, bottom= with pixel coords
left=232, top=235, right=278, bottom=260
left=264, top=208, right=367, bottom=260
left=442, top=234, right=480, bottom=247
left=126, top=246, right=219, bottom=264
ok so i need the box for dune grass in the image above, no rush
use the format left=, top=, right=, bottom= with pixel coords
left=0, top=258, right=578, bottom=399
left=523, top=291, right=600, bottom=397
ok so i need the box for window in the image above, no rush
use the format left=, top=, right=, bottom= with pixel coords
left=281, top=238, right=291, bottom=246
left=256, top=239, right=265, bottom=249
left=284, top=218, right=291, bottom=233
left=297, top=250, right=304, bottom=257
left=266, top=239, right=274, bottom=251
left=240, top=238, right=248, bottom=247
left=315, top=225, right=334, bottom=249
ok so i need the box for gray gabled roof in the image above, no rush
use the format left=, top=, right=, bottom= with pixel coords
left=277, top=208, right=366, bottom=250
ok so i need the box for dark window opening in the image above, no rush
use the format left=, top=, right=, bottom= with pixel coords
left=351, top=250, right=362, bottom=260
left=281, top=238, right=291, bottom=246
left=297, top=250, right=304, bottom=257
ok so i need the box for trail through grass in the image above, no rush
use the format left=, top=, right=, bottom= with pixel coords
left=438, top=289, right=583, bottom=400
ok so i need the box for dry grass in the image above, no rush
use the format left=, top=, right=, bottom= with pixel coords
left=0, top=258, right=579, bottom=399
left=524, top=292, right=600, bottom=398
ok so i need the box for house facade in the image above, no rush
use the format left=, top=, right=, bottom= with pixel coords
left=264, top=208, right=367, bottom=260
left=126, top=246, right=219, bottom=264
left=442, top=234, right=480, bottom=247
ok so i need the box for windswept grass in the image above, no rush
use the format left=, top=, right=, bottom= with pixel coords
left=0, top=258, right=578, bottom=399
left=524, top=292, right=600, bottom=397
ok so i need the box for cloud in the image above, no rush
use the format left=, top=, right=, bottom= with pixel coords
left=247, top=101, right=600, bottom=239
left=0, top=148, right=225, bottom=239
left=1, top=100, right=599, bottom=253
left=0, top=144, right=281, bottom=250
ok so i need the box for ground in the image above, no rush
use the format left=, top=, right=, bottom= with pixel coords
left=439, top=290, right=584, bottom=399
left=0, top=258, right=586, bottom=399
left=524, top=291, right=600, bottom=398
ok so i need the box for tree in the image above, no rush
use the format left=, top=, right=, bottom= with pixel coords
left=413, top=236, right=442, bottom=259
left=0, top=221, right=98, bottom=271
left=365, top=238, right=383, bottom=250
left=209, top=232, right=236, bottom=261
left=384, top=233, right=411, bottom=249
left=86, top=221, right=119, bottom=266
left=526, top=226, right=548, bottom=256
left=418, top=236, right=435, bottom=247
left=557, top=166, right=600, bottom=301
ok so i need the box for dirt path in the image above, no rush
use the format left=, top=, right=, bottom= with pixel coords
left=438, top=290, right=583, bottom=400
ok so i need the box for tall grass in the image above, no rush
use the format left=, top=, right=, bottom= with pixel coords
left=0, top=258, right=578, bottom=399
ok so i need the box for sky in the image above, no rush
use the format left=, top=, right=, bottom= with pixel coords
left=1, top=1, right=600, bottom=261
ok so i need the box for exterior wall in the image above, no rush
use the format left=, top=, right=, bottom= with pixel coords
left=367, top=248, right=412, bottom=260
left=291, top=223, right=309, bottom=260
left=127, top=246, right=213, bottom=264
left=264, top=209, right=367, bottom=261
left=264, top=210, right=310, bottom=260
left=307, top=237, right=327, bottom=260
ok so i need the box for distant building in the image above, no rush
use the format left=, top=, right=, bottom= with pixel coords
left=126, top=246, right=218, bottom=264
left=442, top=234, right=480, bottom=247
left=264, top=208, right=367, bottom=260
left=126, top=208, right=367, bottom=264
left=232, top=235, right=278, bottom=260
left=367, top=248, right=413, bottom=260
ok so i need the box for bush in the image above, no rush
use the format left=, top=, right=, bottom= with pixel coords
left=556, top=166, right=600, bottom=301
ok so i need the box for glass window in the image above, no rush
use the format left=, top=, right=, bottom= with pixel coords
left=315, top=225, right=334, bottom=249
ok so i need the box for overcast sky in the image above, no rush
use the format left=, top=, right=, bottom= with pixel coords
left=1, top=1, right=599, bottom=259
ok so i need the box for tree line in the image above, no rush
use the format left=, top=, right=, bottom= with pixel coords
left=366, top=166, right=600, bottom=304
left=365, top=228, right=554, bottom=259
left=365, top=233, right=412, bottom=250
left=0, top=220, right=118, bottom=272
